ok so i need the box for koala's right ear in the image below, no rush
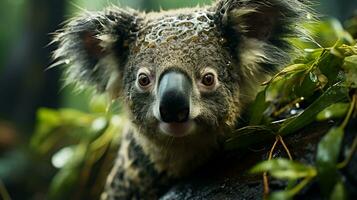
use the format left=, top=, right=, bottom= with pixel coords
left=213, top=0, right=309, bottom=77
left=53, top=8, right=142, bottom=97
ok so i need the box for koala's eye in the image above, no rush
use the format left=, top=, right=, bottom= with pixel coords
left=138, top=73, right=151, bottom=87
left=198, top=69, right=219, bottom=92
left=201, top=73, right=215, bottom=86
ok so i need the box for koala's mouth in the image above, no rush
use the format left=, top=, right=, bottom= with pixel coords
left=159, top=120, right=195, bottom=137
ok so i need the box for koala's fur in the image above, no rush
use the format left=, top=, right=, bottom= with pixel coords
left=53, top=0, right=309, bottom=199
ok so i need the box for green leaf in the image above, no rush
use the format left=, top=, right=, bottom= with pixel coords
left=295, top=71, right=319, bottom=98
left=342, top=55, right=357, bottom=88
left=330, top=181, right=347, bottom=200
left=58, top=108, right=95, bottom=127
left=31, top=108, right=62, bottom=148
left=48, top=168, right=80, bottom=200
left=268, top=64, right=307, bottom=84
left=52, top=146, right=75, bottom=169
left=89, top=95, right=110, bottom=114
left=31, top=108, right=98, bottom=154
left=317, top=49, right=344, bottom=87
left=306, top=19, right=354, bottom=48
left=250, top=159, right=316, bottom=180
left=266, top=71, right=304, bottom=103
left=49, top=143, right=88, bottom=199
left=269, top=191, right=293, bottom=200
left=87, top=117, right=109, bottom=142
left=316, top=127, right=344, bottom=197
left=279, top=85, right=348, bottom=135
left=316, top=103, right=349, bottom=121
left=249, top=90, right=270, bottom=125
left=269, top=177, right=314, bottom=200
left=224, top=126, right=274, bottom=151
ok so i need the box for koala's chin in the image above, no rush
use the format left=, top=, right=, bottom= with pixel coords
left=158, top=121, right=196, bottom=137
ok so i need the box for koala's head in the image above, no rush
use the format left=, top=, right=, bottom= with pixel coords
left=54, top=0, right=306, bottom=140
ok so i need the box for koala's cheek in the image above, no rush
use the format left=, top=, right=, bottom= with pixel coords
left=189, top=100, right=202, bottom=119
left=151, top=101, right=161, bottom=122
left=224, top=92, right=241, bottom=128
left=125, top=92, right=155, bottom=124
left=194, top=89, right=237, bottom=129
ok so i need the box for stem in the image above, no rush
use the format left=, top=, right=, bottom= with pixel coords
left=262, top=173, right=269, bottom=200
left=288, top=177, right=313, bottom=196
left=278, top=135, right=293, bottom=160
left=263, top=136, right=280, bottom=199
left=307, top=49, right=327, bottom=73
left=341, top=94, right=356, bottom=129
left=337, top=135, right=357, bottom=169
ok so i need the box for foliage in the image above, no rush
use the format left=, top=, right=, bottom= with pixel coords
left=30, top=18, right=357, bottom=199
left=242, top=19, right=357, bottom=200
left=31, top=95, right=126, bottom=200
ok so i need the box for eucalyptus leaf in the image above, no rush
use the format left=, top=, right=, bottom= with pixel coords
left=290, top=20, right=337, bottom=49
left=316, top=103, right=349, bottom=121
left=250, top=159, right=316, bottom=180
left=266, top=71, right=304, bottom=103
left=31, top=108, right=62, bottom=149
left=267, top=64, right=307, bottom=84
left=89, top=94, right=110, bottom=114
left=315, top=19, right=354, bottom=47
left=269, top=191, right=293, bottom=200
left=342, top=55, right=357, bottom=88
left=317, top=50, right=344, bottom=86
left=87, top=117, right=109, bottom=141
left=295, top=71, right=319, bottom=98
left=224, top=126, right=274, bottom=151
left=59, top=108, right=95, bottom=127
left=51, top=146, right=75, bottom=169
left=49, top=143, right=89, bottom=199
left=48, top=168, right=80, bottom=200
left=330, top=181, right=347, bottom=200
left=279, top=85, right=348, bottom=135
left=316, top=127, right=344, bottom=197
left=249, top=90, right=270, bottom=125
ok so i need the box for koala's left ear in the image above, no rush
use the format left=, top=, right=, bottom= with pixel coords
left=53, top=8, right=142, bottom=97
left=215, top=0, right=309, bottom=74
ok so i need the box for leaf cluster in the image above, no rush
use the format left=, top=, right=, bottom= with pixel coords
left=242, top=19, right=357, bottom=200
left=31, top=95, right=125, bottom=200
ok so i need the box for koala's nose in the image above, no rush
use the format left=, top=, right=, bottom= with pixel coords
left=158, top=71, right=191, bottom=123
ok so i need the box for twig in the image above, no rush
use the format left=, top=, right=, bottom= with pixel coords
left=263, top=136, right=280, bottom=199
left=0, top=179, right=11, bottom=200
left=335, top=94, right=357, bottom=169
left=337, top=135, right=357, bottom=169
left=278, top=135, right=293, bottom=160
left=341, top=94, right=356, bottom=129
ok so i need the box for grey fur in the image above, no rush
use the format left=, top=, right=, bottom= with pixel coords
left=52, top=0, right=310, bottom=199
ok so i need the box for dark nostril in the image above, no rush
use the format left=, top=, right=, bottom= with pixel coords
left=159, top=105, right=189, bottom=123
left=159, top=106, right=170, bottom=122
left=176, top=108, right=189, bottom=122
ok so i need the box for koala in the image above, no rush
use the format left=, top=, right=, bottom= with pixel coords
left=53, top=0, right=308, bottom=199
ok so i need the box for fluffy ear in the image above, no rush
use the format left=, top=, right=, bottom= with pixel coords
left=215, top=0, right=309, bottom=75
left=53, top=7, right=141, bottom=97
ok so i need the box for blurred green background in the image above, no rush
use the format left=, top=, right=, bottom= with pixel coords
left=0, top=0, right=356, bottom=199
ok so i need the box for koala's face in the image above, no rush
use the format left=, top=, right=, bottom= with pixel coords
left=54, top=0, right=305, bottom=140
left=124, top=11, right=241, bottom=138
